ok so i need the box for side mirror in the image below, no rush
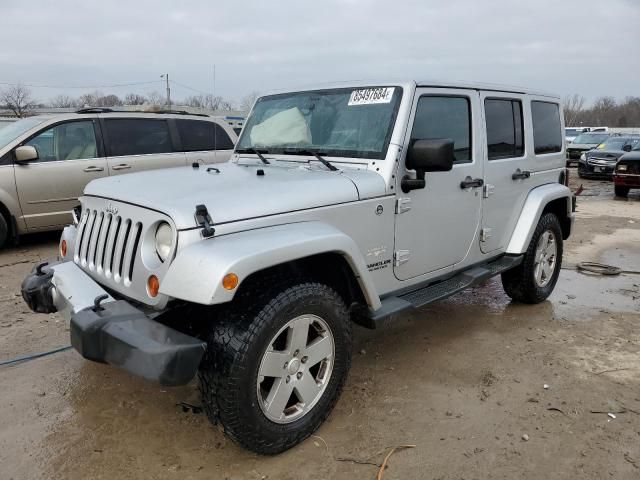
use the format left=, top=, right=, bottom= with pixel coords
left=401, top=139, right=454, bottom=193
left=14, top=145, right=39, bottom=163
left=622, top=144, right=632, bottom=152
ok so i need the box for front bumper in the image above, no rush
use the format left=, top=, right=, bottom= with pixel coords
left=21, top=261, right=206, bottom=386
left=578, top=161, right=615, bottom=178
left=614, top=173, right=640, bottom=188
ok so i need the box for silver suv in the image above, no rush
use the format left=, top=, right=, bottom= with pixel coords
left=22, top=81, right=574, bottom=454
left=0, top=109, right=237, bottom=247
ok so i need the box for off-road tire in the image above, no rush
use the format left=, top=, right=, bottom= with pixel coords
left=198, top=280, right=352, bottom=454
left=501, top=213, right=563, bottom=304
left=614, top=185, right=629, bottom=198
left=0, top=213, right=8, bottom=249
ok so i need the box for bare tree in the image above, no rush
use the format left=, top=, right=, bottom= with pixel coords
left=184, top=94, right=234, bottom=111
left=145, top=91, right=165, bottom=106
left=562, top=94, right=585, bottom=126
left=239, top=91, right=260, bottom=112
left=124, top=93, right=147, bottom=105
left=49, top=94, right=78, bottom=108
left=78, top=90, right=103, bottom=108
left=0, top=84, right=37, bottom=117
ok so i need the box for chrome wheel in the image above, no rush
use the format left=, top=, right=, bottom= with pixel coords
left=257, top=314, right=335, bottom=424
left=534, top=230, right=557, bottom=287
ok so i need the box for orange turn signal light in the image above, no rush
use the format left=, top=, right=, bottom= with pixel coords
left=222, top=273, right=239, bottom=290
left=60, top=239, right=67, bottom=258
left=147, top=275, right=160, bottom=297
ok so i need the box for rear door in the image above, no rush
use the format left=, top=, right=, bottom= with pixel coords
left=14, top=118, right=108, bottom=229
left=176, top=119, right=236, bottom=165
left=480, top=92, right=529, bottom=253
left=102, top=117, right=186, bottom=175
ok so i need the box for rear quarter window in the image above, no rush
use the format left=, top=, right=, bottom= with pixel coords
left=176, top=120, right=234, bottom=151
left=531, top=101, right=562, bottom=155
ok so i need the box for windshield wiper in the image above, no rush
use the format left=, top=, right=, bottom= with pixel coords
left=236, top=148, right=270, bottom=165
left=283, top=149, right=338, bottom=171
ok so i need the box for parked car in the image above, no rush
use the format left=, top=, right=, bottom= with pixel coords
left=578, top=136, right=640, bottom=179
left=565, top=127, right=590, bottom=144
left=0, top=109, right=237, bottom=247
left=22, top=80, right=573, bottom=454
left=613, top=144, right=640, bottom=197
left=565, top=132, right=611, bottom=166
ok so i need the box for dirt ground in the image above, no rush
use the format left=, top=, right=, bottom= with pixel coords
left=1, top=174, right=639, bottom=480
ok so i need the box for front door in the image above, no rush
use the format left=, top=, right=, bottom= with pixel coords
left=14, top=119, right=108, bottom=229
left=394, top=89, right=483, bottom=281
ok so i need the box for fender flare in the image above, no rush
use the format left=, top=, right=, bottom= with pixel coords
left=506, top=183, right=573, bottom=254
left=160, top=221, right=381, bottom=309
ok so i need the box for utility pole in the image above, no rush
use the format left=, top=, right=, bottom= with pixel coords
left=160, top=73, right=171, bottom=108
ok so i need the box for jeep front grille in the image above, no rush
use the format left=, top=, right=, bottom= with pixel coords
left=75, top=210, right=143, bottom=287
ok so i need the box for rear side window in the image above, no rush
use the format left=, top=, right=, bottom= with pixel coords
left=105, top=119, right=173, bottom=156
left=176, top=120, right=234, bottom=151
left=531, top=101, right=562, bottom=154
left=411, top=96, right=472, bottom=163
left=485, top=99, right=524, bottom=160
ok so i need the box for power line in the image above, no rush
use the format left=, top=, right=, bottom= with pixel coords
left=170, top=80, right=212, bottom=96
left=0, top=80, right=162, bottom=89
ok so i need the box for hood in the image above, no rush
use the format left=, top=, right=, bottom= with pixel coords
left=586, top=150, right=625, bottom=162
left=83, top=161, right=387, bottom=229
left=619, top=151, right=640, bottom=162
left=567, top=143, right=599, bottom=150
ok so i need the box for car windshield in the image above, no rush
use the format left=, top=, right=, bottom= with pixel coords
left=565, top=128, right=584, bottom=136
left=599, top=138, right=638, bottom=151
left=573, top=133, right=609, bottom=145
left=0, top=116, right=48, bottom=151
left=236, top=87, right=403, bottom=160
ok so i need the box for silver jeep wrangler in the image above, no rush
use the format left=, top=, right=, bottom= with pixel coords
left=22, top=80, right=574, bottom=454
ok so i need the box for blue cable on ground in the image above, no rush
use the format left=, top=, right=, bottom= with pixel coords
left=0, top=345, right=72, bottom=366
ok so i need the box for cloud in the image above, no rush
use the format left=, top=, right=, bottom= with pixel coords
left=1, top=0, right=638, bottom=103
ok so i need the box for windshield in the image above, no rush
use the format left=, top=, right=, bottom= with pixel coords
left=599, top=137, right=639, bottom=151
left=573, top=133, right=609, bottom=145
left=236, top=87, right=403, bottom=160
left=0, top=116, right=48, bottom=151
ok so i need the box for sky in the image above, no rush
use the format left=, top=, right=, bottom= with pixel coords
left=1, top=0, right=639, bottom=106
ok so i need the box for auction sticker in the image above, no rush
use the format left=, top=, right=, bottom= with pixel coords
left=348, top=87, right=395, bottom=106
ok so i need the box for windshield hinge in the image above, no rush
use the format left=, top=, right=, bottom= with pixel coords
left=395, top=197, right=412, bottom=214
left=195, top=204, right=215, bottom=238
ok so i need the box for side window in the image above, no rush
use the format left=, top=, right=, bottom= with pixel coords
left=105, top=119, right=173, bottom=157
left=485, top=99, right=524, bottom=160
left=411, top=96, right=471, bottom=163
left=25, top=121, right=98, bottom=161
left=531, top=101, right=562, bottom=154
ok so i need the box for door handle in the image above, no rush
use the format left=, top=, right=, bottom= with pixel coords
left=512, top=169, right=531, bottom=180
left=111, top=164, right=131, bottom=171
left=83, top=166, right=104, bottom=172
left=460, top=176, right=484, bottom=189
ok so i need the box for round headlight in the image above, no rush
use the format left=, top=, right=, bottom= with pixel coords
left=155, top=222, right=173, bottom=262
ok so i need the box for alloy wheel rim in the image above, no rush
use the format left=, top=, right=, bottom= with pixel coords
left=534, top=229, right=557, bottom=287
left=257, top=314, right=335, bottom=424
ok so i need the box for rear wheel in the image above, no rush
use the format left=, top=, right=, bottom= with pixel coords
left=0, top=213, right=8, bottom=249
left=614, top=185, right=629, bottom=198
left=198, top=281, right=351, bottom=454
left=501, top=213, right=563, bottom=304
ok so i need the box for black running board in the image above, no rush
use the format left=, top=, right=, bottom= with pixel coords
left=367, top=255, right=522, bottom=328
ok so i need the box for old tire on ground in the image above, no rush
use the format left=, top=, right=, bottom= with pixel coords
left=198, top=281, right=352, bottom=454
left=0, top=212, right=8, bottom=249
left=614, top=185, right=629, bottom=198
left=501, top=213, right=563, bottom=304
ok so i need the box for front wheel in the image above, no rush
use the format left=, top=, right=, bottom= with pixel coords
left=614, top=185, right=629, bottom=198
left=198, top=281, right=352, bottom=454
left=501, top=213, right=563, bottom=304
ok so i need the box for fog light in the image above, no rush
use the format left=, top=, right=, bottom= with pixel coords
left=222, top=273, right=239, bottom=290
left=147, top=275, right=160, bottom=297
left=60, top=239, right=67, bottom=258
